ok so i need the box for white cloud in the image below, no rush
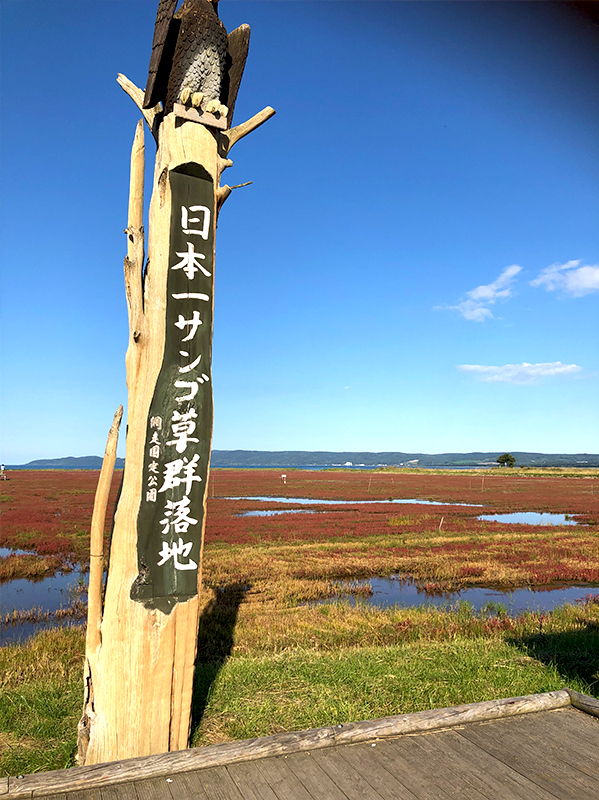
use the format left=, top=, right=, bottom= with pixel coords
left=457, top=361, right=582, bottom=385
left=530, top=260, right=599, bottom=297
left=446, top=264, right=522, bottom=321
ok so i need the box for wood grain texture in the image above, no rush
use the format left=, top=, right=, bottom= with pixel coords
left=128, top=777, right=170, bottom=800
left=334, top=743, right=420, bottom=800
left=144, top=0, right=179, bottom=109
left=5, top=691, right=575, bottom=797
left=225, top=25, right=251, bottom=127
left=173, top=103, right=228, bottom=129
left=226, top=759, right=280, bottom=800
left=567, top=687, right=599, bottom=718
left=75, top=61, right=274, bottom=762
left=308, top=749, right=387, bottom=800
left=485, top=709, right=599, bottom=782
left=83, top=113, right=226, bottom=766
left=78, top=405, right=123, bottom=763
left=157, top=771, right=210, bottom=800
left=100, top=786, right=138, bottom=800
left=244, top=757, right=314, bottom=800
left=369, top=736, right=489, bottom=800
left=224, top=107, right=276, bottom=153
left=284, top=751, right=355, bottom=800
left=409, top=728, right=557, bottom=800
left=383, top=733, right=495, bottom=799
left=117, top=74, right=162, bottom=140
left=456, top=713, right=599, bottom=800
left=192, top=766, right=246, bottom=800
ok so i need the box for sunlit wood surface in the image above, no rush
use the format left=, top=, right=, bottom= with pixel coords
left=34, top=707, right=599, bottom=800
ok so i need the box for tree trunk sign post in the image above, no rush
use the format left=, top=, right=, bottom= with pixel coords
left=78, top=0, right=274, bottom=765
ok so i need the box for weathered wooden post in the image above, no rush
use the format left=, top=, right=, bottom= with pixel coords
left=79, top=0, right=274, bottom=765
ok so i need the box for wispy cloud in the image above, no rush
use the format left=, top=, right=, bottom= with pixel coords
left=445, top=265, right=522, bottom=321
left=457, top=361, right=582, bottom=385
left=530, top=260, right=599, bottom=297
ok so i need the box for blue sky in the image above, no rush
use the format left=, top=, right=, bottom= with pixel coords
left=1, top=1, right=598, bottom=463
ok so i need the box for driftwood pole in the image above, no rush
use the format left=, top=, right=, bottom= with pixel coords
left=79, top=1, right=274, bottom=765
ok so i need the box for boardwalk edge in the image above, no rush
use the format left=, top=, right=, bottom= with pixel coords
left=566, top=687, right=599, bottom=718
left=2, top=689, right=582, bottom=797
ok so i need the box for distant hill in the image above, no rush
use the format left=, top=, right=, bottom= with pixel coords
left=7, top=451, right=599, bottom=469
left=209, top=450, right=599, bottom=468
left=9, top=456, right=126, bottom=469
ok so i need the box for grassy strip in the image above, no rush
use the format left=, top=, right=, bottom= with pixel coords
left=0, top=628, right=84, bottom=777
left=191, top=637, right=584, bottom=746
left=2, top=599, right=598, bottom=777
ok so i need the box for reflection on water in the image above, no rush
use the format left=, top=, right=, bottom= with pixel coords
left=224, top=495, right=484, bottom=507
left=1, top=568, right=87, bottom=645
left=332, top=576, right=599, bottom=615
left=1, top=617, right=85, bottom=644
left=478, top=512, right=578, bottom=526
left=239, top=509, right=317, bottom=517
left=231, top=502, right=583, bottom=526
left=0, top=547, right=35, bottom=558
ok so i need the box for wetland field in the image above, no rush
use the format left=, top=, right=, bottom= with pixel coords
left=1, top=467, right=598, bottom=776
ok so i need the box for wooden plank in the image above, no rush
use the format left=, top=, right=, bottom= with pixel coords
left=248, top=756, right=315, bottom=800
left=457, top=717, right=598, bottom=800
left=494, top=709, right=599, bottom=782
left=471, top=709, right=599, bottom=773
left=333, top=743, right=420, bottom=800
left=567, top=688, right=599, bottom=718
left=285, top=751, right=364, bottom=800
left=356, top=737, right=453, bottom=800
left=419, top=728, right=558, bottom=800
left=131, top=777, right=175, bottom=800
left=32, top=795, right=66, bottom=800
left=190, top=766, right=245, bottom=800
left=157, top=770, right=210, bottom=800
left=309, top=748, right=389, bottom=800
left=371, top=736, right=489, bottom=800
left=226, top=759, right=281, bottom=800
left=526, top=705, right=599, bottom=744
left=173, top=103, right=228, bottom=130
left=64, top=791, right=103, bottom=800
left=100, top=784, right=139, bottom=800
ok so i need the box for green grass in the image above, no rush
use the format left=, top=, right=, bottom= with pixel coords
left=191, top=636, right=589, bottom=746
left=0, top=627, right=84, bottom=777
left=2, top=600, right=598, bottom=777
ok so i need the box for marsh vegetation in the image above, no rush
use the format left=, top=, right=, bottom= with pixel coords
left=1, top=468, right=598, bottom=776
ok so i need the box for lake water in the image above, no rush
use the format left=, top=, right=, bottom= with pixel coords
left=329, top=576, right=599, bottom=615
left=478, top=512, right=577, bottom=526
left=225, top=495, right=484, bottom=508
left=0, top=563, right=87, bottom=644
left=240, top=509, right=318, bottom=517
left=0, top=547, right=34, bottom=558
left=230, top=502, right=581, bottom=526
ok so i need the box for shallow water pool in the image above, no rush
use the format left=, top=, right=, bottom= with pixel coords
left=478, top=512, right=578, bottom=526
left=224, top=495, right=484, bottom=508
left=1, top=568, right=86, bottom=644
left=332, top=576, right=599, bottom=615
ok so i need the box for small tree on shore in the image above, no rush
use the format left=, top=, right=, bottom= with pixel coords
left=497, top=452, right=516, bottom=468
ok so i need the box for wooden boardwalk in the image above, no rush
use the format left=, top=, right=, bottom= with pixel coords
left=4, top=691, right=599, bottom=799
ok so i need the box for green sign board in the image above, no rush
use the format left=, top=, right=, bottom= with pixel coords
left=131, top=168, right=214, bottom=613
